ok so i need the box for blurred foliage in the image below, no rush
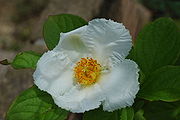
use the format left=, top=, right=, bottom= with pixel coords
left=174, top=19, right=180, bottom=30
left=143, top=101, right=180, bottom=120
left=139, top=0, right=180, bottom=19
left=12, top=0, right=49, bottom=23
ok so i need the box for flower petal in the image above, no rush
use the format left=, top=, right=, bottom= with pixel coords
left=82, top=19, right=132, bottom=62
left=54, top=26, right=89, bottom=63
left=99, top=59, right=139, bottom=111
left=33, top=51, right=74, bottom=97
left=52, top=84, right=105, bottom=113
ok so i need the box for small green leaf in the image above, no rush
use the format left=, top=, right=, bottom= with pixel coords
left=43, top=14, right=87, bottom=50
left=83, top=108, right=120, bottom=120
left=11, top=51, right=41, bottom=69
left=129, top=18, right=180, bottom=76
left=120, top=107, right=134, bottom=120
left=6, top=85, right=68, bottom=120
left=138, top=66, right=180, bottom=102
left=143, top=101, right=180, bottom=120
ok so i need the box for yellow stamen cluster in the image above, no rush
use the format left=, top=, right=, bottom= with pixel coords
left=74, top=57, right=101, bottom=86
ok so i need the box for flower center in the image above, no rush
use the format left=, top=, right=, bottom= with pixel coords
left=74, top=57, right=101, bottom=86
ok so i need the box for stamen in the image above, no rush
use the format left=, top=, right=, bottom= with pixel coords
left=74, top=57, right=101, bottom=86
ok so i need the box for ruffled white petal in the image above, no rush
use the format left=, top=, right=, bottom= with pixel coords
left=82, top=19, right=132, bottom=63
left=33, top=51, right=74, bottom=97
left=54, top=26, right=89, bottom=63
left=53, top=19, right=132, bottom=65
left=52, top=84, right=105, bottom=113
left=98, top=58, right=139, bottom=111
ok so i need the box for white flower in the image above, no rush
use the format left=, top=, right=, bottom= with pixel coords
left=33, top=19, right=139, bottom=113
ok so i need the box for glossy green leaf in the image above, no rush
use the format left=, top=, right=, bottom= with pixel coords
left=129, top=18, right=180, bottom=76
left=6, top=86, right=68, bottom=120
left=83, top=108, right=120, bottom=120
left=138, top=66, right=180, bottom=102
left=143, top=101, right=180, bottom=120
left=120, top=107, right=134, bottom=120
left=11, top=51, right=41, bottom=69
left=43, top=14, right=87, bottom=50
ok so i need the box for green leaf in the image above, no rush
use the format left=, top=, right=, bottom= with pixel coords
left=43, top=14, right=87, bottom=50
left=174, top=19, right=180, bottom=30
left=143, top=101, right=180, bottom=120
left=134, top=109, right=146, bottom=120
left=11, top=51, right=41, bottom=69
left=175, top=56, right=180, bottom=65
left=120, top=107, right=134, bottom=120
left=129, top=18, right=180, bottom=76
left=83, top=108, right=120, bottom=120
left=6, top=85, right=68, bottom=120
left=83, top=107, right=134, bottom=120
left=133, top=100, right=145, bottom=112
left=138, top=66, right=180, bottom=102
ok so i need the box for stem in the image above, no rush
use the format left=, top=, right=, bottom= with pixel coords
left=65, top=112, right=83, bottom=120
